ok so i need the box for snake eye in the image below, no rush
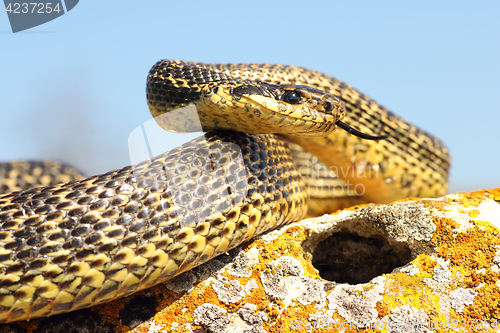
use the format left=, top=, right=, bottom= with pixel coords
left=324, top=101, right=333, bottom=112
left=281, top=91, right=301, bottom=104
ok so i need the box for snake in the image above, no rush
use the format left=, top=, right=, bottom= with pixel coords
left=0, top=60, right=450, bottom=323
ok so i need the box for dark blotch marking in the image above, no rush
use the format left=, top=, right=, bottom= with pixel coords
left=77, top=195, right=95, bottom=205
left=212, top=216, right=225, bottom=228
left=67, top=265, right=81, bottom=274
left=52, top=254, right=71, bottom=265
left=13, top=290, right=26, bottom=299
left=20, top=273, right=40, bottom=284
left=114, top=253, right=127, bottom=262
left=143, top=228, right=158, bottom=240
left=71, top=226, right=90, bottom=237
left=85, top=233, right=103, bottom=245
left=59, top=217, right=78, bottom=230
left=99, top=243, right=116, bottom=253
left=63, top=237, right=83, bottom=250
left=176, top=232, right=188, bottom=242
left=188, top=240, right=199, bottom=250
left=237, top=221, right=248, bottom=231
left=49, top=231, right=68, bottom=241
left=43, top=268, right=64, bottom=280
left=76, top=248, right=97, bottom=259
left=6, top=263, right=25, bottom=273
left=136, top=247, right=149, bottom=255
left=129, top=220, right=147, bottom=233
left=156, top=239, right=170, bottom=249
left=55, top=201, right=73, bottom=210
left=241, top=204, right=251, bottom=214
left=90, top=259, right=104, bottom=268
left=82, top=276, right=94, bottom=285
left=16, top=248, right=36, bottom=260
left=39, top=244, right=59, bottom=255
left=29, top=258, right=48, bottom=270
left=107, top=228, right=124, bottom=238
left=69, top=206, right=87, bottom=217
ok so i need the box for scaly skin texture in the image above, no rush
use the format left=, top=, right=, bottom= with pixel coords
left=148, top=60, right=450, bottom=205
left=0, top=133, right=304, bottom=323
left=0, top=60, right=449, bottom=323
left=0, top=161, right=84, bottom=194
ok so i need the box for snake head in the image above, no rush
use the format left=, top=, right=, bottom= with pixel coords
left=212, top=83, right=343, bottom=136
left=227, top=84, right=385, bottom=140
left=274, top=86, right=386, bottom=140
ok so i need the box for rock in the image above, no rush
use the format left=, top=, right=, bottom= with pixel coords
left=2, top=188, right=500, bottom=332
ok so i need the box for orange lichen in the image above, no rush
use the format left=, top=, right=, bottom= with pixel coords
left=476, top=219, right=500, bottom=234
left=277, top=303, right=320, bottom=332
left=132, top=222, right=325, bottom=332
left=91, top=296, right=128, bottom=329
left=147, top=284, right=209, bottom=330
left=432, top=217, right=458, bottom=245
left=384, top=272, right=432, bottom=311
left=375, top=301, right=390, bottom=317
left=460, top=208, right=480, bottom=218
left=412, top=254, right=438, bottom=276
left=154, top=285, right=183, bottom=311
left=464, top=283, right=500, bottom=321
left=253, top=226, right=319, bottom=279
left=368, top=191, right=500, bottom=332
left=434, top=220, right=497, bottom=271
left=453, top=188, right=500, bottom=208
left=132, top=188, right=500, bottom=333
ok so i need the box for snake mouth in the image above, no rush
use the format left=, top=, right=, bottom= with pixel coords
left=336, top=121, right=387, bottom=141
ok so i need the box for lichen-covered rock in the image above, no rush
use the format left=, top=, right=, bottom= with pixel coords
left=2, top=188, right=500, bottom=332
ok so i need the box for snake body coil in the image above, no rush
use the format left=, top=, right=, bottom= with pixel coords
left=0, top=60, right=450, bottom=323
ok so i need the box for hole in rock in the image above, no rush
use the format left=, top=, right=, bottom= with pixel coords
left=311, top=230, right=411, bottom=284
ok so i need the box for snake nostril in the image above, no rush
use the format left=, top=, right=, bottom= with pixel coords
left=310, top=229, right=411, bottom=284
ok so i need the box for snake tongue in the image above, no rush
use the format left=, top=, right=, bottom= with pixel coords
left=336, top=121, right=387, bottom=141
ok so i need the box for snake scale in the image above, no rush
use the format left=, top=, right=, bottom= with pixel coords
left=0, top=60, right=450, bottom=323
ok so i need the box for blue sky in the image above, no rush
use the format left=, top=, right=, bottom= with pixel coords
left=1, top=1, right=499, bottom=194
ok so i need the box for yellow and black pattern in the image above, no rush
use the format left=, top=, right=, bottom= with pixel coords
left=0, top=60, right=450, bottom=323
left=148, top=60, right=450, bottom=203
left=147, top=60, right=347, bottom=137
left=0, top=161, right=84, bottom=195
left=0, top=132, right=304, bottom=322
